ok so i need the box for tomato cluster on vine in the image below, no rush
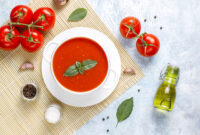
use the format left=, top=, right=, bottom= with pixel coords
left=120, top=17, right=160, bottom=57
left=0, top=5, right=55, bottom=52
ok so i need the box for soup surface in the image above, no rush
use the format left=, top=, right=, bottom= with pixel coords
left=53, top=37, right=108, bottom=92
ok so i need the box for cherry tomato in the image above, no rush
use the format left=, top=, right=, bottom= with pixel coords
left=32, top=7, right=55, bottom=31
left=10, top=5, right=33, bottom=28
left=0, top=25, right=21, bottom=51
left=136, top=33, right=160, bottom=57
left=120, top=17, right=141, bottom=39
left=21, top=29, right=44, bottom=52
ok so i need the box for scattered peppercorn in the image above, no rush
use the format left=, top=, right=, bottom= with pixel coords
left=23, top=84, right=37, bottom=99
left=138, top=89, right=140, bottom=92
left=106, top=129, right=109, bottom=133
left=160, top=26, right=163, bottom=30
left=144, top=19, right=147, bottom=22
left=154, top=16, right=157, bottom=19
left=102, top=118, right=105, bottom=121
left=106, top=116, right=109, bottom=119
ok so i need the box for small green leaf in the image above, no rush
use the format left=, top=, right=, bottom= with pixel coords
left=63, top=65, right=79, bottom=77
left=116, top=97, right=134, bottom=127
left=79, top=68, right=84, bottom=74
left=75, top=61, right=81, bottom=69
left=82, top=60, right=97, bottom=70
left=68, top=8, right=87, bottom=22
left=75, top=61, right=84, bottom=74
left=63, top=59, right=97, bottom=77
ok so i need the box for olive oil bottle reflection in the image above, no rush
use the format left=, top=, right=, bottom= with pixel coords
left=153, top=64, right=179, bottom=111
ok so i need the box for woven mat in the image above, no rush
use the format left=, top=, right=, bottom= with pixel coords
left=0, top=0, right=144, bottom=134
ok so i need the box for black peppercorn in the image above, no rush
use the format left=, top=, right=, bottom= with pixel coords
left=102, top=118, right=105, bottom=121
left=22, top=83, right=38, bottom=100
left=106, top=129, right=109, bottom=133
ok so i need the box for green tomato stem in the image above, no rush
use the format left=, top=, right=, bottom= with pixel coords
left=9, top=22, right=43, bottom=29
left=7, top=22, right=42, bottom=44
left=123, top=18, right=140, bottom=38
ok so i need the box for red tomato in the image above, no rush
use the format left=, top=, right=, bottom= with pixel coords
left=10, top=5, right=33, bottom=28
left=0, top=25, right=21, bottom=51
left=21, top=29, right=44, bottom=52
left=32, top=7, right=55, bottom=31
left=136, top=33, right=160, bottom=57
left=120, top=17, right=141, bottom=39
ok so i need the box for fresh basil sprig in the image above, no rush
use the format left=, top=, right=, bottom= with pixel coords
left=63, top=60, right=97, bottom=77
left=116, top=97, right=134, bottom=127
left=68, top=8, right=87, bottom=21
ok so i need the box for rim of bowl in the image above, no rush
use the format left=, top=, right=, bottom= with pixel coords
left=50, top=37, right=110, bottom=95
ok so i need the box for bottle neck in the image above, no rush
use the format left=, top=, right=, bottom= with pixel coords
left=163, top=65, right=179, bottom=86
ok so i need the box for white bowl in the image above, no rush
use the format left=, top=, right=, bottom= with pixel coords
left=42, top=27, right=121, bottom=107
left=49, top=38, right=111, bottom=95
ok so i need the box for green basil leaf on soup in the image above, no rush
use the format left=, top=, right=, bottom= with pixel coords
left=79, top=68, right=84, bottom=74
left=75, top=61, right=81, bottom=69
left=75, top=61, right=84, bottom=74
left=63, top=65, right=79, bottom=77
left=63, top=59, right=97, bottom=77
left=82, top=60, right=97, bottom=70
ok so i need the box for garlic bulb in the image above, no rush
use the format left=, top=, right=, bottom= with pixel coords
left=54, top=0, right=68, bottom=5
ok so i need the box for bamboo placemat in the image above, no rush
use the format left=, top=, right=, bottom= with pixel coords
left=0, top=0, right=144, bottom=134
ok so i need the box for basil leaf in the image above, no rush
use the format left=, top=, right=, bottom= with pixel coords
left=63, top=65, right=79, bottom=77
left=75, top=61, right=81, bottom=69
left=82, top=60, right=97, bottom=70
left=75, top=61, right=84, bottom=74
left=79, top=68, right=84, bottom=74
left=63, top=59, right=97, bottom=77
left=68, top=8, right=87, bottom=21
left=116, top=97, right=134, bottom=127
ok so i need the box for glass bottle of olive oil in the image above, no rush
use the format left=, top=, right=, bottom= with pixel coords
left=153, top=64, right=179, bottom=111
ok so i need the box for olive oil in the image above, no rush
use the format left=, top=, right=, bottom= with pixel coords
left=153, top=64, right=179, bottom=111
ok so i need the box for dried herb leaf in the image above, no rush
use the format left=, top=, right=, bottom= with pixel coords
left=82, top=60, right=97, bottom=70
left=63, top=65, right=79, bottom=77
left=116, top=97, right=134, bottom=127
left=68, top=8, right=87, bottom=21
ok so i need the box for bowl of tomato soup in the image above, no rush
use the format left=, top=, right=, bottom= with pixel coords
left=52, top=37, right=109, bottom=93
left=42, top=27, right=121, bottom=107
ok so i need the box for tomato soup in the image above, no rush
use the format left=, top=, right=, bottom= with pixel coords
left=52, top=37, right=108, bottom=92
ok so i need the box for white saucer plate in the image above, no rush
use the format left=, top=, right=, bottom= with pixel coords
left=42, top=27, right=121, bottom=107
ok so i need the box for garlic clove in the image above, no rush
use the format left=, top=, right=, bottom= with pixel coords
left=54, top=0, right=68, bottom=5
left=123, top=68, right=136, bottom=75
left=19, top=61, right=34, bottom=71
